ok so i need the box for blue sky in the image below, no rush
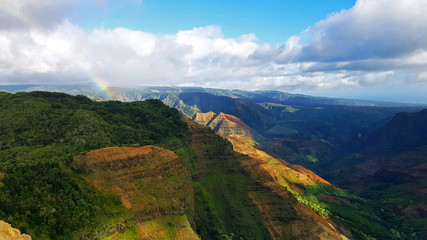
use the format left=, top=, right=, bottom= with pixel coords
left=71, top=0, right=356, bottom=44
left=1, top=0, right=427, bottom=103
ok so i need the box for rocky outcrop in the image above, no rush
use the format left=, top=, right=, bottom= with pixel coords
left=76, top=146, right=198, bottom=239
left=192, top=111, right=331, bottom=186
left=192, top=111, right=253, bottom=137
left=0, top=221, right=31, bottom=240
left=228, top=134, right=330, bottom=186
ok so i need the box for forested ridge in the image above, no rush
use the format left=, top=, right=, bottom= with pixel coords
left=0, top=91, right=186, bottom=239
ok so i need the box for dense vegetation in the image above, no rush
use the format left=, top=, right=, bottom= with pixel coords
left=1, top=90, right=424, bottom=240
left=186, top=128, right=272, bottom=239
left=0, top=91, right=275, bottom=240
left=0, top=91, right=186, bottom=239
left=296, top=183, right=414, bottom=240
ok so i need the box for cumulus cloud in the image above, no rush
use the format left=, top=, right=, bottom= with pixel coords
left=0, top=22, right=266, bottom=88
left=1, top=0, right=427, bottom=102
left=285, top=0, right=427, bottom=61
left=281, top=0, right=427, bottom=63
left=274, top=0, right=427, bottom=100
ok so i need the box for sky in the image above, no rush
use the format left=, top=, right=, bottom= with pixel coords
left=1, top=0, right=427, bottom=103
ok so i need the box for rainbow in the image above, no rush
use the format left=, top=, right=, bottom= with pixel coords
left=0, top=2, right=45, bottom=30
left=87, top=69, right=115, bottom=100
left=0, top=4, right=114, bottom=100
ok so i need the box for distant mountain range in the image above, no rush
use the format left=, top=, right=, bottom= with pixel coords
left=3, top=84, right=425, bottom=107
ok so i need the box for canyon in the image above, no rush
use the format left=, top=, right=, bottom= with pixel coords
left=0, top=90, right=425, bottom=239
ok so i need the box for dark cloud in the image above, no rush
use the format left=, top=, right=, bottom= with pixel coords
left=21, top=1, right=75, bottom=29
left=0, top=0, right=76, bottom=30
left=299, top=57, right=427, bottom=73
left=0, top=10, right=28, bottom=30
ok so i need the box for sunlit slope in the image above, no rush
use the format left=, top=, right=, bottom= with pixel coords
left=187, top=114, right=350, bottom=239
left=76, top=146, right=199, bottom=240
left=192, top=111, right=411, bottom=239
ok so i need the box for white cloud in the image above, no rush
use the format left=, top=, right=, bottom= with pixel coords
left=0, top=0, right=427, bottom=102
left=176, top=26, right=258, bottom=61
left=282, top=0, right=427, bottom=62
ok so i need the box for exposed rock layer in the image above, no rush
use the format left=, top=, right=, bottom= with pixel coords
left=232, top=136, right=348, bottom=240
left=190, top=112, right=349, bottom=240
left=0, top=221, right=31, bottom=240
left=192, top=111, right=253, bottom=137
left=185, top=116, right=349, bottom=240
left=79, top=146, right=198, bottom=239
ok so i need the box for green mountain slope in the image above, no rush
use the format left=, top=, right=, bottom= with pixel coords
left=0, top=91, right=348, bottom=240
left=192, top=111, right=414, bottom=240
left=17, top=85, right=423, bottom=171
left=1, top=89, right=425, bottom=239
left=0, top=91, right=188, bottom=239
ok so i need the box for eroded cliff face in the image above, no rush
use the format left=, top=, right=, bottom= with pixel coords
left=227, top=134, right=330, bottom=186
left=76, top=146, right=199, bottom=240
left=229, top=135, right=348, bottom=240
left=192, top=112, right=253, bottom=137
left=72, top=114, right=349, bottom=240
left=0, top=221, right=31, bottom=240
left=182, top=117, right=274, bottom=239
left=190, top=113, right=350, bottom=240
